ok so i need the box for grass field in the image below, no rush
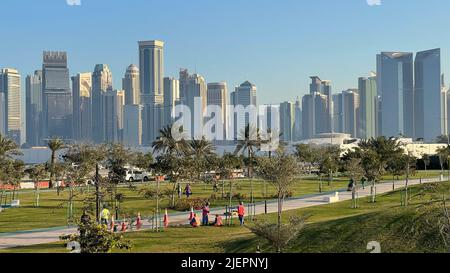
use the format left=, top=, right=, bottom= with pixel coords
left=2, top=175, right=448, bottom=253
left=0, top=177, right=349, bottom=233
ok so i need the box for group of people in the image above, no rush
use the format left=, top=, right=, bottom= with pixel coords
left=94, top=206, right=142, bottom=233
left=190, top=201, right=246, bottom=228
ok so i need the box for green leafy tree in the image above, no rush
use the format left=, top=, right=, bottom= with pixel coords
left=256, top=148, right=301, bottom=252
left=25, top=165, right=48, bottom=207
left=47, top=137, right=65, bottom=192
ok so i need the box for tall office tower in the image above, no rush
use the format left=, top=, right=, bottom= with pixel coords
left=0, top=68, right=22, bottom=144
left=332, top=93, right=344, bottom=133
left=122, top=64, right=140, bottom=105
left=377, top=52, right=414, bottom=138
left=230, top=81, right=257, bottom=140
left=0, top=93, right=5, bottom=136
left=42, top=51, right=72, bottom=141
left=163, top=77, right=180, bottom=127
left=123, top=104, right=143, bottom=147
left=280, top=101, right=295, bottom=142
left=25, top=70, right=43, bottom=146
left=309, top=76, right=332, bottom=133
left=342, top=89, right=360, bottom=138
left=207, top=82, right=228, bottom=140
left=92, top=64, right=113, bottom=143
left=179, top=69, right=208, bottom=139
left=72, top=73, right=92, bottom=142
left=301, top=92, right=328, bottom=139
left=358, top=73, right=378, bottom=139
left=414, top=49, right=445, bottom=141
left=102, top=89, right=124, bottom=143
left=139, top=40, right=164, bottom=144
left=293, top=98, right=302, bottom=141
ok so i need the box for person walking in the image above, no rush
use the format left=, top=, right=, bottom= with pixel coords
left=202, top=202, right=210, bottom=226
left=100, top=205, right=110, bottom=226
left=237, top=201, right=245, bottom=226
left=184, top=183, right=192, bottom=198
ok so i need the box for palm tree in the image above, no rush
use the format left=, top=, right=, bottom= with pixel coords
left=234, top=124, right=266, bottom=204
left=0, top=133, right=20, bottom=160
left=234, top=124, right=264, bottom=179
left=152, top=125, right=189, bottom=156
left=47, top=137, right=65, bottom=191
left=188, top=136, right=216, bottom=158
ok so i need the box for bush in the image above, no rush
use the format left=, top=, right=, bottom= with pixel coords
left=171, top=197, right=208, bottom=211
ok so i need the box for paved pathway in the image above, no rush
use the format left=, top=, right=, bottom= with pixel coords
left=0, top=176, right=444, bottom=250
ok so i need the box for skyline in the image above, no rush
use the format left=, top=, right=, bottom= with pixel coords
left=1, top=0, right=450, bottom=105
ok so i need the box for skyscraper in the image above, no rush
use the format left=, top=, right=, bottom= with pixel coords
left=207, top=82, right=228, bottom=140
left=123, top=104, right=143, bottom=147
left=139, top=40, right=164, bottom=144
left=92, top=64, right=113, bottom=143
left=293, top=98, right=302, bottom=141
left=342, top=89, right=360, bottom=138
left=280, top=101, right=295, bottom=142
left=231, top=81, right=257, bottom=140
left=163, top=77, right=180, bottom=127
left=302, top=92, right=328, bottom=139
left=179, top=70, right=207, bottom=139
left=42, top=51, right=72, bottom=141
left=309, top=76, right=332, bottom=133
left=358, top=73, right=378, bottom=139
left=123, top=64, right=140, bottom=105
left=72, top=72, right=92, bottom=142
left=0, top=68, right=22, bottom=144
left=332, top=93, right=343, bottom=134
left=25, top=70, right=43, bottom=146
left=377, top=52, right=414, bottom=138
left=0, top=93, right=5, bottom=136
left=102, top=89, right=124, bottom=143
left=414, top=48, right=444, bottom=141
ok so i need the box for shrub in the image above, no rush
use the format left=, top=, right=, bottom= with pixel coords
left=171, top=197, right=208, bottom=211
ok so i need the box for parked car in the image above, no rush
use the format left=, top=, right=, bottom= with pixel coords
left=125, top=168, right=151, bottom=182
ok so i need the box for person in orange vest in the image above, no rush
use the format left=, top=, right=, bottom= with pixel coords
left=237, top=201, right=245, bottom=226
left=190, top=213, right=200, bottom=227
left=213, top=214, right=223, bottom=227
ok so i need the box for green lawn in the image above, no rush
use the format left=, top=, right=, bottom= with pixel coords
left=0, top=177, right=348, bottom=233
left=2, top=178, right=448, bottom=253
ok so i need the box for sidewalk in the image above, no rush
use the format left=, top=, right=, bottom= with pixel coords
left=0, top=176, right=443, bottom=250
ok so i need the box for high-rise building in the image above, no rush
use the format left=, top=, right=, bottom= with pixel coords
left=377, top=52, right=414, bottom=138
left=207, top=82, right=228, bottom=140
left=280, top=101, right=295, bottom=142
left=72, top=73, right=92, bottom=142
left=342, top=89, right=360, bottom=138
left=163, top=77, right=180, bottom=127
left=123, top=104, right=143, bottom=147
left=414, top=49, right=444, bottom=141
left=0, top=93, right=5, bottom=136
left=102, top=89, right=124, bottom=143
left=42, top=51, right=72, bottom=141
left=139, top=40, right=164, bottom=144
left=293, top=98, right=302, bottom=141
left=92, top=64, right=113, bottom=143
left=309, top=76, right=332, bottom=133
left=302, top=92, right=328, bottom=139
left=0, top=68, right=22, bottom=144
left=25, top=70, right=43, bottom=146
left=179, top=69, right=208, bottom=139
left=332, top=93, right=343, bottom=134
left=358, top=73, right=378, bottom=139
left=122, top=64, right=140, bottom=105
left=230, top=81, right=257, bottom=139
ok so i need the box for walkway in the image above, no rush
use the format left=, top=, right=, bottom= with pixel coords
left=0, top=176, right=443, bottom=250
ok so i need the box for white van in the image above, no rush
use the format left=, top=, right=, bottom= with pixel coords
left=125, top=168, right=151, bottom=182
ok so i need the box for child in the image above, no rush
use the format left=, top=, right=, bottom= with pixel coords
left=238, top=201, right=245, bottom=226
left=185, top=184, right=193, bottom=198
left=213, top=214, right=223, bottom=227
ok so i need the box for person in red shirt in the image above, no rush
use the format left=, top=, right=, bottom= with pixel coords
left=237, top=201, right=245, bottom=226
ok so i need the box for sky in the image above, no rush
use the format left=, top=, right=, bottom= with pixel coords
left=1, top=0, right=450, bottom=105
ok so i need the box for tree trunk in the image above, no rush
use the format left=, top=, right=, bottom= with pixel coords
left=276, top=193, right=284, bottom=254
left=156, top=178, right=160, bottom=232
left=95, top=163, right=100, bottom=223
left=49, top=151, right=55, bottom=189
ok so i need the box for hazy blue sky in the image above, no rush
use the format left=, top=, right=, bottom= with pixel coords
left=1, top=0, right=449, bottom=104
